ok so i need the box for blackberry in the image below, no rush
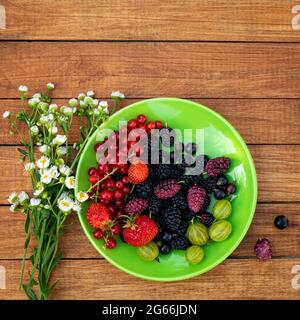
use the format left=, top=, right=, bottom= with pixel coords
left=198, top=212, right=215, bottom=227
left=171, top=193, right=188, bottom=210
left=133, top=180, right=153, bottom=198
left=161, top=207, right=182, bottom=231
left=161, top=231, right=173, bottom=243
left=112, top=173, right=124, bottom=181
left=175, top=220, right=189, bottom=236
left=170, top=236, right=191, bottom=250
left=205, top=157, right=231, bottom=177
left=156, top=164, right=172, bottom=178
left=148, top=196, right=162, bottom=222
left=200, top=176, right=217, bottom=194
left=182, top=174, right=203, bottom=186
left=182, top=210, right=196, bottom=222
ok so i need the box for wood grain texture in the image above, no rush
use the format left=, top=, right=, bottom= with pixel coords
left=1, top=145, right=300, bottom=204
left=1, top=99, right=300, bottom=145
left=0, top=259, right=299, bottom=299
left=0, top=0, right=298, bottom=42
left=1, top=42, right=300, bottom=98
left=0, top=203, right=299, bottom=260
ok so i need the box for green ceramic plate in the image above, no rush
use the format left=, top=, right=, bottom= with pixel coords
left=76, top=98, right=257, bottom=281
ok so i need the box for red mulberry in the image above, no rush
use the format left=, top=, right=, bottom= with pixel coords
left=187, top=186, right=207, bottom=213
left=125, top=197, right=148, bottom=215
left=254, top=238, right=272, bottom=260
left=205, top=157, right=230, bottom=177
left=154, top=179, right=181, bottom=200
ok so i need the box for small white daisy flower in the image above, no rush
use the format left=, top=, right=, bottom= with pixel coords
left=18, top=85, right=28, bottom=93
left=30, top=198, right=41, bottom=206
left=39, top=114, right=49, bottom=124
left=68, top=98, right=78, bottom=107
left=32, top=93, right=41, bottom=99
left=9, top=204, right=18, bottom=212
left=57, top=146, right=67, bottom=156
left=36, top=156, right=50, bottom=169
left=28, top=97, right=40, bottom=108
left=47, top=83, right=55, bottom=90
left=24, top=162, right=35, bottom=172
left=76, top=191, right=89, bottom=203
left=2, top=111, right=11, bottom=119
left=84, top=96, right=93, bottom=105
left=111, top=91, right=125, bottom=99
left=49, top=103, right=58, bottom=113
left=49, top=165, right=60, bottom=179
left=30, top=125, right=39, bottom=135
left=79, top=100, right=87, bottom=108
left=63, top=106, right=73, bottom=117
left=72, top=201, right=81, bottom=213
left=58, top=197, right=74, bottom=212
left=53, top=134, right=67, bottom=145
left=58, top=191, right=70, bottom=202
left=99, top=101, right=108, bottom=108
left=93, top=108, right=100, bottom=116
left=65, top=176, right=76, bottom=189
left=48, top=114, right=54, bottom=121
left=87, top=90, right=95, bottom=97
left=18, top=191, right=29, bottom=204
left=49, top=126, right=58, bottom=135
left=103, top=106, right=109, bottom=115
left=38, top=144, right=49, bottom=154
left=59, top=164, right=72, bottom=176
left=78, top=93, right=85, bottom=101
left=33, top=183, right=44, bottom=197
left=8, top=192, right=18, bottom=204
left=40, top=170, right=52, bottom=184
left=92, top=98, right=99, bottom=106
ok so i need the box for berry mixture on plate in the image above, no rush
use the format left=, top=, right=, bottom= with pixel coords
left=85, top=114, right=236, bottom=265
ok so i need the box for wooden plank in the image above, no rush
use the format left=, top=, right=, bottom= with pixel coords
left=0, top=0, right=298, bottom=42
left=0, top=42, right=300, bottom=98
left=1, top=99, right=300, bottom=145
left=1, top=145, right=300, bottom=204
left=0, top=259, right=299, bottom=299
left=0, top=203, right=299, bottom=260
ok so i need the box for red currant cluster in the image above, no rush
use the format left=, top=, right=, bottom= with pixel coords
left=86, top=114, right=163, bottom=248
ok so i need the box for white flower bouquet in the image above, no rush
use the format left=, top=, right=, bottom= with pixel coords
left=4, top=84, right=124, bottom=299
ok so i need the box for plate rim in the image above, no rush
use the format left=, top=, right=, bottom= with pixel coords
left=76, top=97, right=258, bottom=282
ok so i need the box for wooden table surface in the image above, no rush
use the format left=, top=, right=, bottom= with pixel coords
left=0, top=0, right=300, bottom=300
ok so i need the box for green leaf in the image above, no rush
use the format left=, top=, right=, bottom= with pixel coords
left=17, top=148, right=28, bottom=156
left=22, top=284, right=37, bottom=300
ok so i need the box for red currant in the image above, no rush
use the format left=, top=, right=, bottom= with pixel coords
left=105, top=237, right=117, bottom=249
left=106, top=178, right=115, bottom=189
left=137, top=114, right=146, bottom=124
left=89, top=175, right=99, bottom=184
left=120, top=167, right=128, bottom=175
left=114, top=190, right=124, bottom=201
left=146, top=121, right=156, bottom=133
left=128, top=119, right=138, bottom=131
left=115, top=200, right=124, bottom=208
left=122, top=185, right=131, bottom=194
left=88, top=167, right=98, bottom=176
left=107, top=205, right=117, bottom=218
left=115, top=180, right=124, bottom=189
left=101, top=190, right=113, bottom=202
left=98, top=163, right=109, bottom=174
left=93, top=229, right=104, bottom=239
left=111, top=223, right=122, bottom=236
left=155, top=120, right=163, bottom=129
left=100, top=182, right=107, bottom=190
left=122, top=176, right=130, bottom=184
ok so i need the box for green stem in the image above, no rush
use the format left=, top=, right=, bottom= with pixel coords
left=19, top=212, right=31, bottom=289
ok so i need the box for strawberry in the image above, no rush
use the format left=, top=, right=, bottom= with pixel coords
left=128, top=162, right=149, bottom=184
left=86, top=203, right=111, bottom=229
left=123, top=215, right=158, bottom=247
